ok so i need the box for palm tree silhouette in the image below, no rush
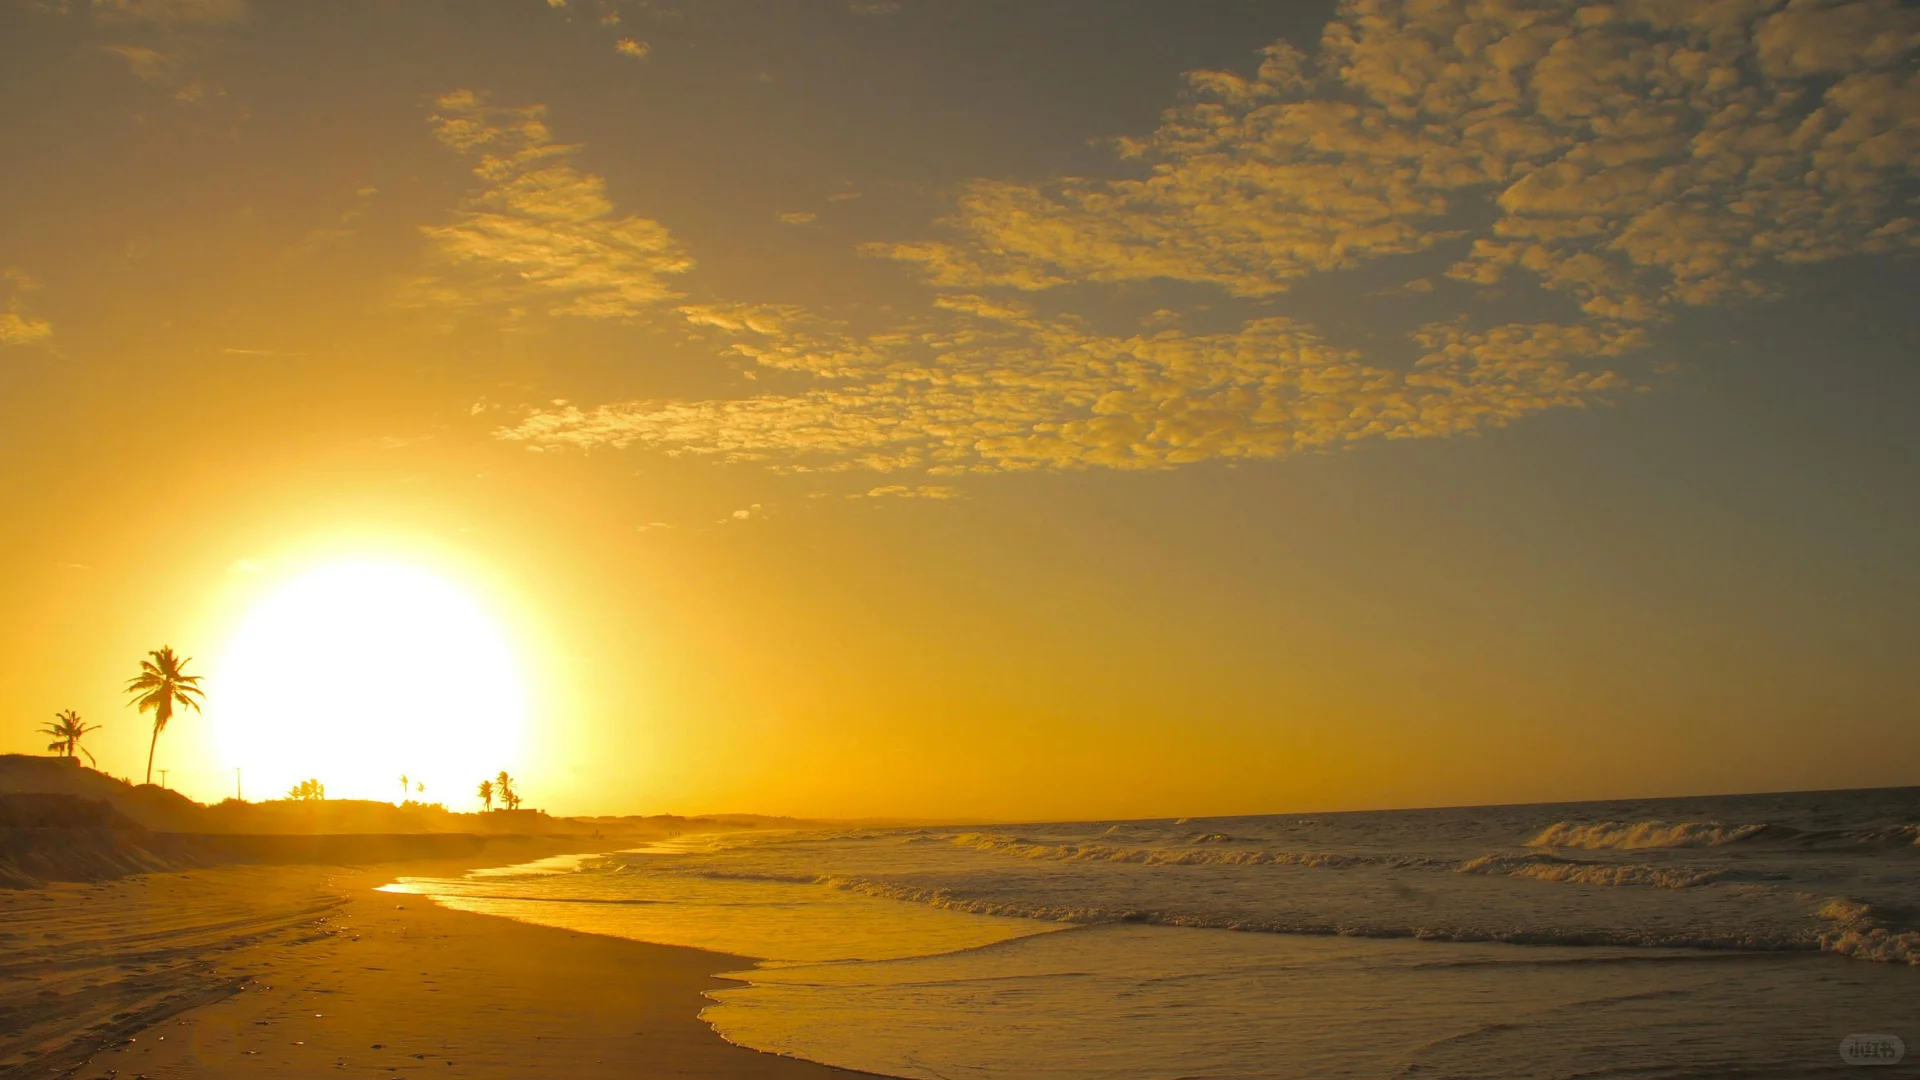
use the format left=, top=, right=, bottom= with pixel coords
left=124, top=647, right=205, bottom=786
left=495, top=770, right=519, bottom=811
left=477, top=779, right=494, bottom=811
left=40, top=710, right=99, bottom=766
left=400, top=774, right=410, bottom=802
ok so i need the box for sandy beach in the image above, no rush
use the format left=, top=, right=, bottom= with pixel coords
left=0, top=855, right=860, bottom=1080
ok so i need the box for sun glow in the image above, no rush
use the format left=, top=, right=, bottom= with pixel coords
left=213, top=562, right=527, bottom=804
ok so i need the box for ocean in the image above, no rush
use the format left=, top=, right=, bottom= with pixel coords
left=385, top=788, right=1920, bottom=1078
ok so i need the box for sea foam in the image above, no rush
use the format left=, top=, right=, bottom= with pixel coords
left=1457, top=852, right=1726, bottom=889
left=1526, top=820, right=1768, bottom=850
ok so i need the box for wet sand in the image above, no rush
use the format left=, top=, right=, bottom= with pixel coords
left=0, top=857, right=863, bottom=1080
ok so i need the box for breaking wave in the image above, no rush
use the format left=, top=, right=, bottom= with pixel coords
left=1457, top=853, right=1726, bottom=889
left=811, top=873, right=1816, bottom=953
left=1815, top=896, right=1920, bottom=965
left=1526, top=821, right=1769, bottom=851
left=951, top=832, right=1435, bottom=869
left=1822, top=928, right=1920, bottom=965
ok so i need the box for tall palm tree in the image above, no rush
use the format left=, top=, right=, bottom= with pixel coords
left=477, top=779, right=494, bottom=812
left=40, top=710, right=98, bottom=766
left=124, top=646, right=204, bottom=786
left=400, top=774, right=410, bottom=802
left=495, top=770, right=518, bottom=811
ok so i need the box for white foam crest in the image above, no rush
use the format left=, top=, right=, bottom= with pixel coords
left=1820, top=928, right=1920, bottom=965
left=951, top=832, right=1410, bottom=869
left=1526, top=820, right=1768, bottom=851
left=1818, top=897, right=1875, bottom=923
left=809, top=873, right=1821, bottom=952
left=1457, top=853, right=1725, bottom=889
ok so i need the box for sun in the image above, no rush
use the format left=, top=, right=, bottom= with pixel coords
left=213, top=561, right=528, bottom=804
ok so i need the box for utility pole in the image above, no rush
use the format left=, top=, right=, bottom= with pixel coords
left=158, top=769, right=168, bottom=789
left=235, top=767, right=243, bottom=802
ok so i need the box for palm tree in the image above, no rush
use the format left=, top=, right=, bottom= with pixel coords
left=477, top=779, right=494, bottom=811
left=40, top=710, right=98, bottom=766
left=495, top=770, right=517, bottom=811
left=124, top=646, right=205, bottom=786
left=287, top=778, right=325, bottom=801
left=400, top=774, right=410, bottom=802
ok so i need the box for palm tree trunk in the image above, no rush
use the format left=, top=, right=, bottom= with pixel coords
left=145, top=724, right=159, bottom=785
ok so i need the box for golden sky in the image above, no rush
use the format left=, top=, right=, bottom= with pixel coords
left=2, top=0, right=1917, bottom=818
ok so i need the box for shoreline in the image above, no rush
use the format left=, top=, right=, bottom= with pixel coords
left=0, top=846, right=876, bottom=1080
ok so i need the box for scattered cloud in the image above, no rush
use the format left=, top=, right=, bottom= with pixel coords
left=869, top=0, right=1920, bottom=325
left=102, top=43, right=170, bottom=80
left=99, top=41, right=224, bottom=104
left=410, top=90, right=692, bottom=320
left=858, top=485, right=962, bottom=499
left=720, top=503, right=765, bottom=523
left=614, top=38, right=650, bottom=59
left=282, top=185, right=379, bottom=264
left=497, top=295, right=1634, bottom=472
left=779, top=211, right=819, bottom=225
left=89, top=0, right=248, bottom=24
left=0, top=270, right=52, bottom=346
left=367, top=434, right=434, bottom=450
left=1376, top=278, right=1435, bottom=297
left=484, top=2, right=1918, bottom=476
left=0, top=314, right=56, bottom=346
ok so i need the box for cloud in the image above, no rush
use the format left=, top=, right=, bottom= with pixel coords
left=858, top=485, right=962, bottom=499
left=779, top=211, right=819, bottom=225
left=89, top=0, right=247, bottom=23
left=410, top=90, right=692, bottom=320
left=870, top=0, right=1920, bottom=324
left=496, top=295, right=1636, bottom=472
left=486, top=1, right=1918, bottom=475
left=102, top=44, right=170, bottom=80
left=367, top=434, right=434, bottom=450
left=281, top=185, right=379, bottom=264
left=0, top=269, right=52, bottom=346
left=0, top=313, right=55, bottom=345
left=614, top=38, right=651, bottom=59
